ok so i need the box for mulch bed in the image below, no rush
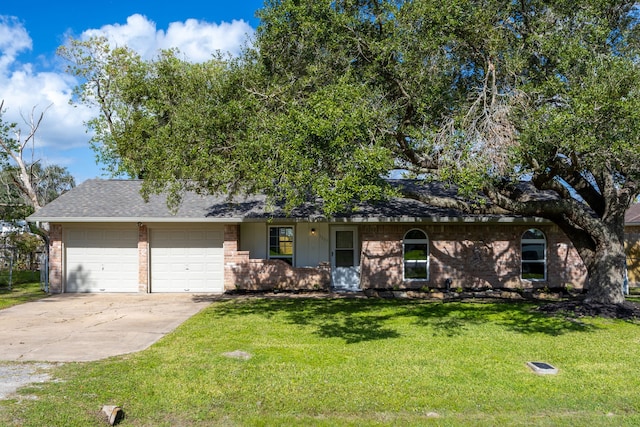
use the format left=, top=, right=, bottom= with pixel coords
left=537, top=300, right=640, bottom=320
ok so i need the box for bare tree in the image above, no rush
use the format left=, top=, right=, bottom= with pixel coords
left=0, top=100, right=51, bottom=211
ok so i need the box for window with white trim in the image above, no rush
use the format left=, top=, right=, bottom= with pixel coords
left=403, top=229, right=429, bottom=280
left=521, top=228, right=546, bottom=281
left=269, top=226, right=294, bottom=265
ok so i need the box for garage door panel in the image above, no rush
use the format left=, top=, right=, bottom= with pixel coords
left=150, top=227, right=224, bottom=293
left=65, top=227, right=138, bottom=293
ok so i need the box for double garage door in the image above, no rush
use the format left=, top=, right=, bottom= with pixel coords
left=65, top=226, right=224, bottom=293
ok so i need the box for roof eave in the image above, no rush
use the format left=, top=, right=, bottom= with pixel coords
left=27, top=215, right=549, bottom=224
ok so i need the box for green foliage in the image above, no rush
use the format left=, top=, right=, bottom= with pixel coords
left=60, top=2, right=640, bottom=208
left=0, top=163, right=75, bottom=221
left=59, top=35, right=395, bottom=213
left=6, top=232, right=41, bottom=270
left=0, top=106, right=19, bottom=168
left=60, top=2, right=640, bottom=302
left=0, top=164, right=75, bottom=207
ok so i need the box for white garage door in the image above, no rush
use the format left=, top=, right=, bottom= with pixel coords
left=65, top=227, right=139, bottom=293
left=150, top=227, right=224, bottom=292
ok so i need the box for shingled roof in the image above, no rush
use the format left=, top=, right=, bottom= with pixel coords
left=626, top=204, right=640, bottom=224
left=27, top=179, right=540, bottom=224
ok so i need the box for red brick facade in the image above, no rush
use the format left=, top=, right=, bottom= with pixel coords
left=47, top=221, right=590, bottom=293
left=48, top=223, right=63, bottom=293
left=138, top=224, right=149, bottom=292
left=626, top=225, right=640, bottom=286
left=220, top=222, right=587, bottom=292
left=224, top=224, right=331, bottom=291
left=360, top=223, right=587, bottom=290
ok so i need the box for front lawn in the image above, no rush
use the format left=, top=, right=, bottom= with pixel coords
left=1, top=297, right=640, bottom=426
left=0, top=277, right=48, bottom=310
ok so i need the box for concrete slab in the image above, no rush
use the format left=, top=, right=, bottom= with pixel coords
left=0, top=294, right=212, bottom=362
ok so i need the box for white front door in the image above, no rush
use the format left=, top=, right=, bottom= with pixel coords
left=331, top=226, right=360, bottom=291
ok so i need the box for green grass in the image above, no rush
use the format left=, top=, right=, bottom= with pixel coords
left=0, top=278, right=48, bottom=310
left=2, top=297, right=640, bottom=426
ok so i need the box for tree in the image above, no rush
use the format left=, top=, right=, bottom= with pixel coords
left=60, top=1, right=640, bottom=305
left=0, top=101, right=75, bottom=215
left=0, top=163, right=75, bottom=218
left=0, top=101, right=75, bottom=289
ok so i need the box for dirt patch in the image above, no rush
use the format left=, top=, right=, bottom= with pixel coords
left=537, top=301, right=640, bottom=320
left=0, top=363, right=58, bottom=400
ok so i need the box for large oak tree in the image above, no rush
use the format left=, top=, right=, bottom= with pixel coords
left=60, top=0, right=640, bottom=305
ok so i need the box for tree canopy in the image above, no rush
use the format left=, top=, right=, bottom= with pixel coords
left=60, top=0, right=640, bottom=304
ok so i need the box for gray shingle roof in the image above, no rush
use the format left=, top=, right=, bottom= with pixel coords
left=26, top=179, right=536, bottom=224
left=626, top=204, right=640, bottom=224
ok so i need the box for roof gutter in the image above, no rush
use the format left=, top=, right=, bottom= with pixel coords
left=26, top=215, right=549, bottom=225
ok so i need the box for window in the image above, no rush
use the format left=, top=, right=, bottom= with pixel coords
left=403, top=229, right=429, bottom=280
left=521, top=228, right=546, bottom=281
left=269, top=226, right=294, bottom=265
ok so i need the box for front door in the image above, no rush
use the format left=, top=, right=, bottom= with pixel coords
left=331, top=227, right=360, bottom=291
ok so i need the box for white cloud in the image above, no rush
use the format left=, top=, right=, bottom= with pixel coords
left=0, top=18, right=92, bottom=154
left=161, top=19, right=252, bottom=60
left=0, top=14, right=254, bottom=182
left=81, top=14, right=253, bottom=61
left=0, top=16, right=32, bottom=73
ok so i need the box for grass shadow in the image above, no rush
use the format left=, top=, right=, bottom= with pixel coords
left=200, top=296, right=599, bottom=343
left=408, top=301, right=599, bottom=336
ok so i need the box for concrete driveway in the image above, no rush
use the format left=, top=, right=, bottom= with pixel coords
left=0, top=294, right=213, bottom=362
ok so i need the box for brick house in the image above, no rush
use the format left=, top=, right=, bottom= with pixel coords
left=625, top=204, right=640, bottom=287
left=26, top=179, right=608, bottom=294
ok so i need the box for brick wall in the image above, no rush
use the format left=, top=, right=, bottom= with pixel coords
left=138, top=224, right=148, bottom=292
left=626, top=225, right=640, bottom=286
left=224, top=222, right=587, bottom=292
left=228, top=257, right=331, bottom=291
left=224, top=224, right=331, bottom=291
left=48, top=223, right=63, bottom=293
left=46, top=221, right=594, bottom=294
left=360, top=223, right=587, bottom=291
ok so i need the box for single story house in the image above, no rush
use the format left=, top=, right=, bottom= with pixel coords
left=625, top=204, right=640, bottom=286
left=26, top=178, right=638, bottom=294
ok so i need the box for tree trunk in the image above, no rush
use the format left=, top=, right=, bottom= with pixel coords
left=584, top=239, right=626, bottom=305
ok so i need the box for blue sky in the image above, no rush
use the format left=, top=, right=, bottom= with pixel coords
left=1, top=0, right=265, bottom=184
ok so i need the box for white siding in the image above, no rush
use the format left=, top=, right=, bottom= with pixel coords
left=240, top=223, right=267, bottom=258
left=296, top=223, right=330, bottom=267
left=240, top=222, right=330, bottom=268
